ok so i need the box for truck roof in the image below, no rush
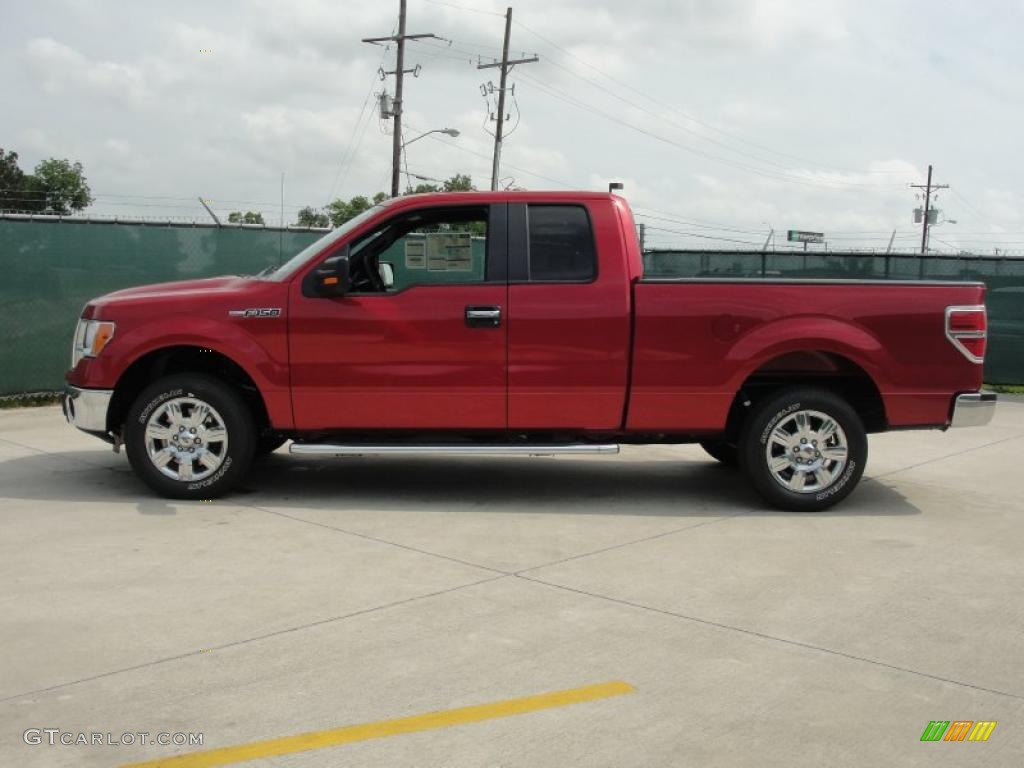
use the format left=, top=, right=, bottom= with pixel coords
left=383, top=190, right=621, bottom=208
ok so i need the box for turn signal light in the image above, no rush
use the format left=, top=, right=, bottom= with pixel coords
left=945, top=306, right=987, bottom=363
left=91, top=322, right=116, bottom=356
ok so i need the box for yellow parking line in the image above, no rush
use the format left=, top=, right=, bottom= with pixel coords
left=120, top=680, right=635, bottom=768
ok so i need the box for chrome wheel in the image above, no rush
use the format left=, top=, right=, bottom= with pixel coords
left=144, top=397, right=228, bottom=482
left=764, top=409, right=848, bottom=494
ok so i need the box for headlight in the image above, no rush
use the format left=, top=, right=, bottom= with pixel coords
left=71, top=319, right=116, bottom=367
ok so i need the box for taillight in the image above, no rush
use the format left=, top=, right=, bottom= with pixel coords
left=945, top=305, right=987, bottom=363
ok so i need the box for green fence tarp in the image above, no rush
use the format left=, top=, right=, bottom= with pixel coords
left=0, top=219, right=322, bottom=395
left=1, top=218, right=1021, bottom=394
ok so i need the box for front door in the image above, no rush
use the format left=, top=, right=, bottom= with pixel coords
left=288, top=203, right=508, bottom=430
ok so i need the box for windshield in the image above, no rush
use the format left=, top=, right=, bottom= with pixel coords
left=265, top=204, right=389, bottom=281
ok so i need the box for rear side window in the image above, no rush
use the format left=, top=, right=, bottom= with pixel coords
left=527, top=205, right=596, bottom=282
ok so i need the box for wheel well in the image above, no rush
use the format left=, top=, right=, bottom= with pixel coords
left=107, top=346, right=271, bottom=436
left=724, top=351, right=887, bottom=438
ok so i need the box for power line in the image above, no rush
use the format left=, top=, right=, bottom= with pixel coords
left=326, top=34, right=393, bottom=203
left=415, top=37, right=502, bottom=59
left=403, top=115, right=573, bottom=189
left=421, top=0, right=504, bottom=16
left=516, top=71, right=900, bottom=190
left=634, top=212, right=767, bottom=235
left=511, top=19, right=906, bottom=178
left=533, top=53, right=823, bottom=177
left=642, top=225, right=764, bottom=246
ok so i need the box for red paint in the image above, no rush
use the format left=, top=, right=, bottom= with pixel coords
left=287, top=283, right=508, bottom=429
left=507, top=199, right=632, bottom=429
left=68, top=192, right=987, bottom=438
left=627, top=281, right=984, bottom=431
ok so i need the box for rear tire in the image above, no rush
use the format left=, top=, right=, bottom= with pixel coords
left=738, top=387, right=867, bottom=512
left=125, top=374, right=255, bottom=499
left=700, top=440, right=738, bottom=466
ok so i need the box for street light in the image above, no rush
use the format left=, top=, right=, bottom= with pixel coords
left=402, top=128, right=460, bottom=192
left=404, top=127, right=460, bottom=146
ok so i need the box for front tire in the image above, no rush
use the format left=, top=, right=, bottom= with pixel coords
left=125, top=374, right=255, bottom=499
left=738, top=387, right=867, bottom=511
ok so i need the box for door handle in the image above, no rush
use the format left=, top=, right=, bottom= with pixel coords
left=465, top=305, right=502, bottom=328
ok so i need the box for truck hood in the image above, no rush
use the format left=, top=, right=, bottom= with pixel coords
left=83, top=276, right=274, bottom=318
left=100, top=275, right=249, bottom=300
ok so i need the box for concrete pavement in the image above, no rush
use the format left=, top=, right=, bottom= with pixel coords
left=1, top=403, right=1022, bottom=767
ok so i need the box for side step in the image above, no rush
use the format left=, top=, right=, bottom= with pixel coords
left=289, top=443, right=620, bottom=457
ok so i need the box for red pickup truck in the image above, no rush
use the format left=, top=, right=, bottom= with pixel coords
left=64, top=191, right=995, bottom=510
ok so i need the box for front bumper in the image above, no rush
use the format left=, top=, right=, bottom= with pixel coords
left=950, top=391, right=997, bottom=428
left=63, top=386, right=113, bottom=434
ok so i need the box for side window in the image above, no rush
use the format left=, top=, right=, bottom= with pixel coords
left=527, top=204, right=597, bottom=282
left=350, top=206, right=489, bottom=292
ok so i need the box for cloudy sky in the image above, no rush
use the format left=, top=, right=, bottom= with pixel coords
left=4, top=0, right=1024, bottom=252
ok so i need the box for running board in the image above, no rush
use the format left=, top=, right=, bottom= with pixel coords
left=289, top=443, right=620, bottom=457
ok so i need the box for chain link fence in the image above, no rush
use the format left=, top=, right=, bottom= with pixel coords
left=0, top=216, right=323, bottom=399
left=1, top=217, right=1021, bottom=400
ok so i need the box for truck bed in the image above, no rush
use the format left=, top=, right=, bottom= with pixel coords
left=627, top=278, right=986, bottom=432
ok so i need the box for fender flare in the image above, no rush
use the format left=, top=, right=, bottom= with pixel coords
left=724, top=315, right=894, bottom=393
left=106, top=318, right=292, bottom=428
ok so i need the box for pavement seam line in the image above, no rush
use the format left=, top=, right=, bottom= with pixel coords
left=515, top=511, right=749, bottom=575
left=0, top=435, right=121, bottom=471
left=241, top=502, right=511, bottom=576
left=246, top=503, right=751, bottom=581
left=871, top=432, right=1024, bottom=479
left=516, top=574, right=1024, bottom=702
left=0, top=574, right=508, bottom=704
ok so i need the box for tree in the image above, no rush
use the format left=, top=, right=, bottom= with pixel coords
left=227, top=211, right=265, bottom=224
left=323, top=176, right=472, bottom=227
left=406, top=174, right=474, bottom=196
left=0, top=151, right=92, bottom=214
left=0, top=150, right=28, bottom=210
left=325, top=192, right=387, bottom=227
left=442, top=173, right=474, bottom=192
left=29, top=158, right=93, bottom=215
left=295, top=206, right=329, bottom=228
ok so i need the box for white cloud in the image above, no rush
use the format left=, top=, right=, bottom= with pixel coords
left=2, top=0, right=1022, bottom=251
left=25, top=37, right=149, bottom=106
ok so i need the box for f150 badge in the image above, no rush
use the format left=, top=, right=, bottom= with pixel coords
left=228, top=308, right=282, bottom=318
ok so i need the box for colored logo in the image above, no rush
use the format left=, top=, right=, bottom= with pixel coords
left=920, top=721, right=996, bottom=742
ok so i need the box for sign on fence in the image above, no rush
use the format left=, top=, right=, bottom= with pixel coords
left=787, top=230, right=825, bottom=244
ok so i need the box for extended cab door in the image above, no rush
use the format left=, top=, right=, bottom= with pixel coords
left=507, top=200, right=632, bottom=430
left=288, top=204, right=508, bottom=430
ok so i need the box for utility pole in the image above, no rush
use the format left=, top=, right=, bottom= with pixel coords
left=363, top=1, right=436, bottom=197
left=638, top=222, right=646, bottom=252
left=478, top=8, right=538, bottom=190
left=910, top=164, right=949, bottom=254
